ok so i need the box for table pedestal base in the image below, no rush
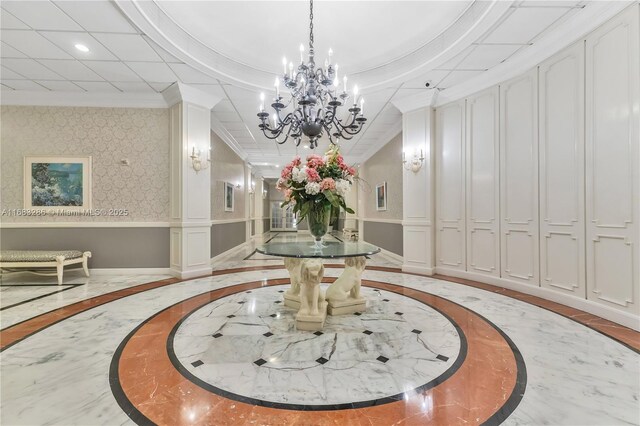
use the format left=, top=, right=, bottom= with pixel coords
left=295, top=300, right=328, bottom=331
left=327, top=298, right=366, bottom=316
left=283, top=293, right=301, bottom=310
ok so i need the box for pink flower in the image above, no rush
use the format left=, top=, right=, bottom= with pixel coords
left=306, top=167, right=321, bottom=182
left=284, top=188, right=293, bottom=201
left=307, top=154, right=325, bottom=169
left=291, top=156, right=302, bottom=167
left=320, top=178, right=336, bottom=191
left=276, top=178, right=287, bottom=190
left=346, top=166, right=356, bottom=176
left=281, top=165, right=293, bottom=180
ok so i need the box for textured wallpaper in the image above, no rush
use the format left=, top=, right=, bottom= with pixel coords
left=359, top=132, right=403, bottom=220
left=0, top=106, right=170, bottom=222
left=210, top=131, right=245, bottom=220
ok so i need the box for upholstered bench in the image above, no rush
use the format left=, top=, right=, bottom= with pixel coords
left=0, top=250, right=91, bottom=285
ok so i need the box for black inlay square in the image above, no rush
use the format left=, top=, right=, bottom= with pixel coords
left=411, top=329, right=422, bottom=335
left=363, top=330, right=373, bottom=335
left=277, top=290, right=284, bottom=293
left=191, top=360, right=204, bottom=368
left=254, top=358, right=267, bottom=366
left=382, top=299, right=390, bottom=302
left=227, top=314, right=235, bottom=318
left=263, top=332, right=274, bottom=337
left=269, top=314, right=277, bottom=318
left=246, top=291, right=252, bottom=293
left=238, top=301, right=245, bottom=304
left=395, top=312, right=404, bottom=316
left=354, top=312, right=362, bottom=316
left=436, top=354, right=449, bottom=362
left=313, top=331, right=323, bottom=336
left=274, top=300, right=282, bottom=304
left=377, top=355, right=389, bottom=363
left=316, top=357, right=329, bottom=365
left=212, top=333, right=223, bottom=338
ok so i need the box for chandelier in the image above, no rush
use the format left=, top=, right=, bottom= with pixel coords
left=257, top=0, right=366, bottom=149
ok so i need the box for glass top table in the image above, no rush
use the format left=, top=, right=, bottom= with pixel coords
left=256, top=241, right=380, bottom=259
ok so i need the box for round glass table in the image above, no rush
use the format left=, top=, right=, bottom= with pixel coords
left=256, top=241, right=380, bottom=259
left=256, top=240, right=381, bottom=331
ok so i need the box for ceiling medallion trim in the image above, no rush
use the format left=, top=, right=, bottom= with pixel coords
left=113, top=0, right=511, bottom=93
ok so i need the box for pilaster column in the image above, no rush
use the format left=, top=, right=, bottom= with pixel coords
left=164, top=84, right=221, bottom=279
left=255, top=178, right=265, bottom=235
left=402, top=107, right=435, bottom=275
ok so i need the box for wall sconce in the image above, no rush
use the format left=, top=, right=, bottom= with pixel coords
left=403, top=149, right=425, bottom=173
left=262, top=189, right=268, bottom=199
left=235, top=183, right=241, bottom=189
left=190, top=147, right=210, bottom=173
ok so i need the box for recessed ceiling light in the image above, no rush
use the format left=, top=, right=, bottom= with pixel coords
left=275, top=165, right=280, bottom=168
left=303, top=145, right=309, bottom=149
left=74, top=44, right=89, bottom=53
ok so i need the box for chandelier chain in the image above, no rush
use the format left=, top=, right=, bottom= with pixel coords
left=309, top=0, right=314, bottom=49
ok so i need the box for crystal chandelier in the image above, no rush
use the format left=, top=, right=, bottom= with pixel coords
left=257, top=0, right=366, bottom=149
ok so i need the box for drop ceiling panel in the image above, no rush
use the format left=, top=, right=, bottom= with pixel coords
left=37, top=80, right=84, bottom=91
left=1, top=41, right=27, bottom=58
left=1, top=1, right=82, bottom=31
left=2, top=79, right=47, bottom=90
left=40, top=31, right=117, bottom=60
left=82, top=61, right=142, bottom=82
left=482, top=7, right=569, bottom=44
left=2, top=58, right=63, bottom=80
left=213, top=99, right=236, bottom=113
left=1, top=65, right=25, bottom=80
left=38, top=59, right=103, bottom=81
left=53, top=1, right=139, bottom=34
left=215, top=112, right=242, bottom=122
left=1, top=30, right=73, bottom=59
left=456, top=44, right=523, bottom=70
left=74, top=81, right=120, bottom=92
left=402, top=70, right=450, bottom=89
left=438, top=70, right=484, bottom=88
left=125, top=61, right=176, bottom=82
left=142, top=36, right=182, bottom=63
left=111, top=81, right=155, bottom=92
left=92, top=33, right=161, bottom=62
left=148, top=82, right=173, bottom=92
left=0, top=10, right=29, bottom=30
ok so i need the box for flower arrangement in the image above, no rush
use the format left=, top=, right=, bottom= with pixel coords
left=277, top=146, right=356, bottom=241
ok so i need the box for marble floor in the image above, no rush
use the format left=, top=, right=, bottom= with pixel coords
left=1, top=232, right=639, bottom=425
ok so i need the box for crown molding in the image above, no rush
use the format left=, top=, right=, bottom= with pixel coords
left=162, top=82, right=221, bottom=109
left=114, top=0, right=512, bottom=93
left=0, top=90, right=169, bottom=108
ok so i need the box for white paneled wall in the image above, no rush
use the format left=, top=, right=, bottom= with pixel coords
left=500, top=69, right=539, bottom=286
left=435, top=100, right=466, bottom=271
left=539, top=41, right=585, bottom=297
left=466, top=87, right=500, bottom=277
left=585, top=5, right=640, bottom=316
left=433, top=4, right=639, bottom=327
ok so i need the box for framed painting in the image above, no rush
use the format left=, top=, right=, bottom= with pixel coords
left=24, top=156, right=91, bottom=211
left=224, top=181, right=235, bottom=212
left=375, top=182, right=387, bottom=211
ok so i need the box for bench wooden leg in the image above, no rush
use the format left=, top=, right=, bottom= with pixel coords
left=55, top=255, right=65, bottom=285
left=82, top=251, right=92, bottom=277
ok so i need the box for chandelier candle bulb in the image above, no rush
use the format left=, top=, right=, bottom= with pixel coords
left=353, top=85, right=359, bottom=105
left=275, top=78, right=280, bottom=97
left=335, top=64, right=339, bottom=80
left=289, top=62, right=294, bottom=78
left=360, top=98, right=364, bottom=114
left=282, top=57, right=287, bottom=74
left=343, top=75, right=347, bottom=92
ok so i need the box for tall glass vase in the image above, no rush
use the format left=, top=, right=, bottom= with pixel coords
left=307, top=202, right=332, bottom=249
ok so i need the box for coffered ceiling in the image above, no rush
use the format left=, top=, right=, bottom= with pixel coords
left=0, top=0, right=628, bottom=178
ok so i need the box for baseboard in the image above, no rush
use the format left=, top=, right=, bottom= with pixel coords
left=90, top=268, right=172, bottom=275
left=434, top=267, right=640, bottom=331
left=170, top=267, right=213, bottom=280
left=210, top=241, right=250, bottom=263
left=402, top=264, right=434, bottom=275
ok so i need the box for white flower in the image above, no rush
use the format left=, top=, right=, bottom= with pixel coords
left=335, top=179, right=351, bottom=197
left=292, top=167, right=307, bottom=183
left=305, top=181, right=321, bottom=195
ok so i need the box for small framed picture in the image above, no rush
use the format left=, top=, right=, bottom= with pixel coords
left=224, top=181, right=234, bottom=212
left=376, top=182, right=387, bottom=211
left=24, top=156, right=92, bottom=211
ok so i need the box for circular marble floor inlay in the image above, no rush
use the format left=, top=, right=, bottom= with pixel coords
left=170, top=285, right=462, bottom=408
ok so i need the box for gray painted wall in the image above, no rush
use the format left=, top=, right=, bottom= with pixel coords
left=359, top=132, right=403, bottom=220
left=0, top=228, right=169, bottom=268
left=211, top=221, right=246, bottom=257
left=363, top=221, right=403, bottom=256
left=251, top=220, right=255, bottom=236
